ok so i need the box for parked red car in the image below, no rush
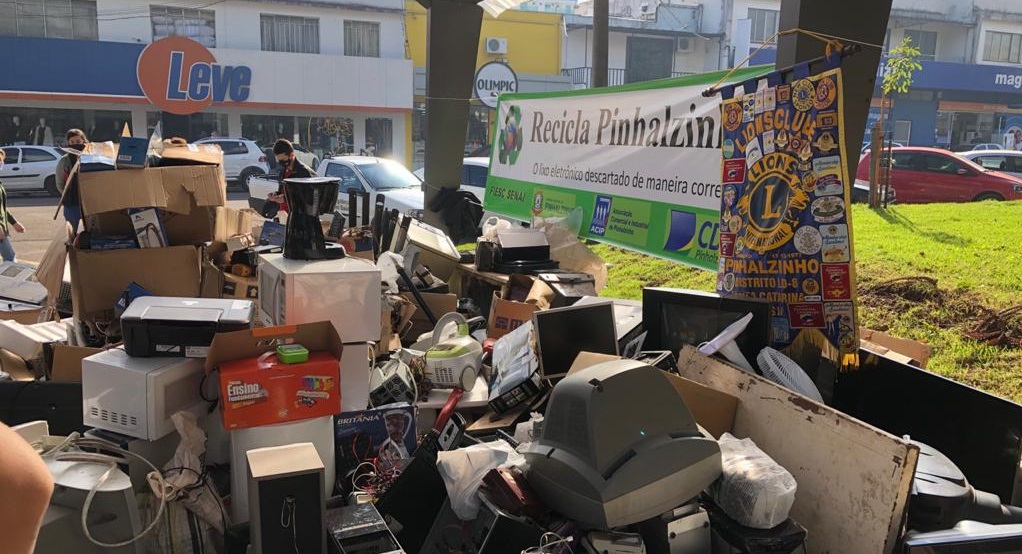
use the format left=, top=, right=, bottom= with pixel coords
left=855, top=147, right=1022, bottom=203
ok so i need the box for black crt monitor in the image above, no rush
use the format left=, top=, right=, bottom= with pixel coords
left=641, top=288, right=772, bottom=366
left=533, top=301, right=618, bottom=380
left=833, top=348, right=1022, bottom=502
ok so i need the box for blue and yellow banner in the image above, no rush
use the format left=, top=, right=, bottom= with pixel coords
left=716, top=65, right=859, bottom=366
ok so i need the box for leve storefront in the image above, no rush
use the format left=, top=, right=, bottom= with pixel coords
left=0, top=36, right=412, bottom=163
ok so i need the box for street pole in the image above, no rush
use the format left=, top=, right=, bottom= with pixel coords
left=776, top=0, right=892, bottom=203
left=592, top=0, right=608, bottom=88
left=419, top=0, right=483, bottom=233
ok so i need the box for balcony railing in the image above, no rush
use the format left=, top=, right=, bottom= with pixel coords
left=562, top=67, right=695, bottom=88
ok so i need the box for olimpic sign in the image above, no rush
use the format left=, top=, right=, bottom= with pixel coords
left=137, top=37, right=252, bottom=115
left=474, top=62, right=518, bottom=109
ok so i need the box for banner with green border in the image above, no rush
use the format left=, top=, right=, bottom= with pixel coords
left=485, top=65, right=771, bottom=270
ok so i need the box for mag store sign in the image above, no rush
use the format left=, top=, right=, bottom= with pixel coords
left=484, top=67, right=768, bottom=271
left=715, top=65, right=859, bottom=366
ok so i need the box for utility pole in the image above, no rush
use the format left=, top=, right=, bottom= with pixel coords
left=592, top=0, right=608, bottom=87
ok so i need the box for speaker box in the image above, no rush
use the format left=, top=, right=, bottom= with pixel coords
left=247, top=442, right=326, bottom=554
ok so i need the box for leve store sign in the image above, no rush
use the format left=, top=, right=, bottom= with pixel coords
left=137, top=37, right=252, bottom=115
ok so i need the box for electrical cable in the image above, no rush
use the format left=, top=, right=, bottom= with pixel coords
left=41, top=433, right=168, bottom=548
left=521, top=532, right=574, bottom=554
left=280, top=495, right=299, bottom=554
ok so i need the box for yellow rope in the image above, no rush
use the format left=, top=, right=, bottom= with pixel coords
left=707, top=27, right=884, bottom=95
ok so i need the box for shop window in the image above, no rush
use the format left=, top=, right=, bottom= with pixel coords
left=748, top=8, right=779, bottom=44
left=893, top=120, right=912, bottom=145
left=0, top=0, right=98, bottom=40
left=151, top=5, right=216, bottom=48
left=365, top=118, right=393, bottom=158
left=904, top=30, right=937, bottom=61
left=984, top=31, right=1022, bottom=64
left=296, top=117, right=354, bottom=159
left=260, top=14, right=320, bottom=54
left=344, top=20, right=380, bottom=58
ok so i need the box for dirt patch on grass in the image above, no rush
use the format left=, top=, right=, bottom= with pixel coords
left=859, top=276, right=993, bottom=332
left=966, top=306, right=1022, bottom=347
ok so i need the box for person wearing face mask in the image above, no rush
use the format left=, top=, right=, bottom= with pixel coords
left=0, top=150, right=26, bottom=262
left=55, top=128, right=88, bottom=232
left=266, top=139, right=314, bottom=211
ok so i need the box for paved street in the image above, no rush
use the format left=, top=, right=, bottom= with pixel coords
left=5, top=192, right=252, bottom=265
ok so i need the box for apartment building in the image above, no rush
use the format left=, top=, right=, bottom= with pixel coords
left=0, top=0, right=413, bottom=162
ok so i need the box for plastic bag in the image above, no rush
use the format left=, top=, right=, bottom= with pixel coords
left=436, top=441, right=526, bottom=520
left=710, top=433, right=797, bottom=529
left=376, top=251, right=404, bottom=293
left=533, top=208, right=608, bottom=293
left=482, top=216, right=513, bottom=242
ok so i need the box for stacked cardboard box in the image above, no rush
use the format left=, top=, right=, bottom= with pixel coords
left=69, top=142, right=228, bottom=344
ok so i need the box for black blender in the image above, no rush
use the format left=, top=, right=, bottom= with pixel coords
left=282, top=177, right=347, bottom=260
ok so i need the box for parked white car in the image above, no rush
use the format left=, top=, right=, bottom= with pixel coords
left=195, top=137, right=269, bottom=188
left=969, top=143, right=1004, bottom=151
left=957, top=149, right=1022, bottom=180
left=0, top=145, right=63, bottom=196
left=248, top=156, right=424, bottom=226
left=413, top=156, right=489, bottom=202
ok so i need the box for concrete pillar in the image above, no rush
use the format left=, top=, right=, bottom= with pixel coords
left=776, top=0, right=893, bottom=188
left=419, top=0, right=483, bottom=231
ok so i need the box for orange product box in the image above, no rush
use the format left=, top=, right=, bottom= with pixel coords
left=219, top=351, right=340, bottom=430
left=205, top=321, right=345, bottom=430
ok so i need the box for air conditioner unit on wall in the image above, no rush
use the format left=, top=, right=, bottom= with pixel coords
left=677, top=37, right=693, bottom=52
left=486, top=37, right=508, bottom=55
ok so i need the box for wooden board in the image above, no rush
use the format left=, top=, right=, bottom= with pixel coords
left=676, top=346, right=918, bottom=554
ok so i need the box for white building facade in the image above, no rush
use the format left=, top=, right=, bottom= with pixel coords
left=0, top=0, right=413, bottom=161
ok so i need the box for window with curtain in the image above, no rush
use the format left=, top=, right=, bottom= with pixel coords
left=984, top=31, right=1022, bottom=64
left=260, top=14, right=320, bottom=54
left=0, top=0, right=98, bottom=40
left=904, top=29, right=937, bottom=61
left=344, top=20, right=380, bottom=58
left=151, top=5, right=216, bottom=48
left=748, top=8, right=779, bottom=44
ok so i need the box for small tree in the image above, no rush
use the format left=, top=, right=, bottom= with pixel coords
left=871, top=37, right=922, bottom=207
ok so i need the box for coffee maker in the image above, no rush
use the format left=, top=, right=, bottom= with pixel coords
left=283, top=177, right=346, bottom=260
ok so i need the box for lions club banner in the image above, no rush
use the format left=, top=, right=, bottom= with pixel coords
left=485, top=66, right=769, bottom=271
left=716, top=65, right=859, bottom=366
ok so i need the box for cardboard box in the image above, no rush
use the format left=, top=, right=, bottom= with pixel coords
left=201, top=261, right=224, bottom=299
left=116, top=137, right=148, bottom=169
left=89, top=206, right=216, bottom=246
left=860, top=327, right=930, bottom=368
left=400, top=292, right=457, bottom=342
left=222, top=271, right=258, bottom=300
left=159, top=142, right=224, bottom=166
left=205, top=322, right=345, bottom=430
left=50, top=344, right=103, bottom=382
left=129, top=208, right=168, bottom=248
left=335, top=405, right=417, bottom=472
left=488, top=291, right=539, bottom=339
left=69, top=245, right=202, bottom=322
left=78, top=165, right=226, bottom=217
left=215, top=207, right=257, bottom=243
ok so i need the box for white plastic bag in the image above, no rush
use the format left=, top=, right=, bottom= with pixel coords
left=436, top=441, right=526, bottom=520
left=710, top=433, right=797, bottom=529
left=376, top=251, right=404, bottom=293
left=481, top=216, right=513, bottom=242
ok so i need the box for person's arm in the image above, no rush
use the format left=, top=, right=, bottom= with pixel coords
left=55, top=157, right=68, bottom=193
left=0, top=422, right=53, bottom=554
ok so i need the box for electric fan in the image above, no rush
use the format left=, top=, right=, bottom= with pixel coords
left=756, top=347, right=824, bottom=403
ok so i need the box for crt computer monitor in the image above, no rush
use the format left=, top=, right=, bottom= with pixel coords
left=641, top=288, right=772, bottom=367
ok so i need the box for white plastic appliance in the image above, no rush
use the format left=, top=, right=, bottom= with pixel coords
left=82, top=347, right=206, bottom=441
left=258, top=254, right=379, bottom=411
left=0, top=261, right=47, bottom=304
left=423, top=313, right=483, bottom=390
left=697, top=313, right=756, bottom=373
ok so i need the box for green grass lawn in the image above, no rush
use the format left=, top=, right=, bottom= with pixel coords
left=592, top=201, right=1022, bottom=402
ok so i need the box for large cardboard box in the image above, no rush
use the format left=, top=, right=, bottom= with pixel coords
left=860, top=326, right=931, bottom=368
left=78, top=165, right=226, bottom=217
left=69, top=245, right=202, bottom=322
left=49, top=344, right=103, bottom=382
left=159, top=142, right=224, bottom=166
left=205, top=322, right=344, bottom=430
left=214, top=207, right=257, bottom=243
left=222, top=271, right=258, bottom=300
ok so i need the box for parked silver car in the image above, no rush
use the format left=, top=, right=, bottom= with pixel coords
left=956, top=149, right=1022, bottom=180
left=0, top=145, right=63, bottom=196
